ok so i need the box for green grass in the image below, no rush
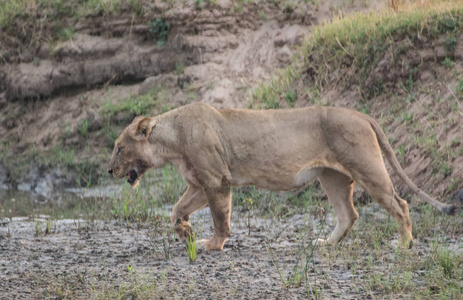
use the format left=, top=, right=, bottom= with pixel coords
left=250, top=66, right=301, bottom=109
left=249, top=0, right=463, bottom=108
left=186, top=233, right=198, bottom=263
left=303, top=0, right=463, bottom=91
left=109, top=165, right=185, bottom=223
left=101, top=91, right=160, bottom=118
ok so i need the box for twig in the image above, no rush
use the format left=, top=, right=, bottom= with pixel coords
left=446, top=83, right=461, bottom=110
left=271, top=223, right=292, bottom=242
left=335, top=37, right=353, bottom=58
left=103, top=73, right=119, bottom=90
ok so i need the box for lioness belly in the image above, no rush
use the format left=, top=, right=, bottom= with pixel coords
left=230, top=166, right=323, bottom=191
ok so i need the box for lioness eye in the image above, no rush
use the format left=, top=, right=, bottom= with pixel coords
left=117, top=146, right=122, bottom=154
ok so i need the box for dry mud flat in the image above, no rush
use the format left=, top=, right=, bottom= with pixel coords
left=1, top=205, right=462, bottom=299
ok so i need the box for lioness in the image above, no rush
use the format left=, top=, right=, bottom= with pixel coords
left=108, top=102, right=457, bottom=250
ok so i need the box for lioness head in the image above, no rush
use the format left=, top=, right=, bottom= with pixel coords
left=107, top=116, right=157, bottom=188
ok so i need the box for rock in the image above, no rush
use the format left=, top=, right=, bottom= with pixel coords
left=0, top=165, right=9, bottom=190
left=277, top=45, right=291, bottom=65
left=85, top=109, right=103, bottom=132
left=14, top=142, right=28, bottom=154
left=274, top=25, right=303, bottom=47
left=34, top=174, right=54, bottom=199
left=419, top=71, right=434, bottom=81
left=139, top=75, right=178, bottom=95
left=177, top=75, right=191, bottom=88
left=420, top=49, right=434, bottom=61
left=453, top=189, right=463, bottom=205
left=203, top=79, right=233, bottom=106
left=0, top=94, right=5, bottom=109
left=435, top=45, right=446, bottom=60
left=17, top=183, right=32, bottom=192
left=65, top=134, right=81, bottom=146
left=139, top=76, right=159, bottom=95
left=3, top=118, right=15, bottom=129
left=217, top=0, right=232, bottom=10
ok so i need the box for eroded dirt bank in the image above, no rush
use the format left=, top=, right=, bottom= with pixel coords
left=0, top=0, right=383, bottom=192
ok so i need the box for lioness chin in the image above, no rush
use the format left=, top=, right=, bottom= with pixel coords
left=108, top=102, right=458, bottom=251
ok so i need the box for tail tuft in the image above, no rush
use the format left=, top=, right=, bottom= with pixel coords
left=442, top=205, right=460, bottom=216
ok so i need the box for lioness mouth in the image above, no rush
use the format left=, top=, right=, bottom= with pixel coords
left=126, top=170, right=139, bottom=185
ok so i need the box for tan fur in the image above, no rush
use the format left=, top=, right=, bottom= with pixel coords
left=108, top=102, right=456, bottom=251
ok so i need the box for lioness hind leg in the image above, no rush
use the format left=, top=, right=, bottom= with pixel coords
left=198, top=183, right=232, bottom=251
left=316, top=169, right=359, bottom=246
left=356, top=172, right=413, bottom=248
left=171, top=185, right=208, bottom=242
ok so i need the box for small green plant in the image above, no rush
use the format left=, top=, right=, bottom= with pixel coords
left=438, top=163, right=452, bottom=177
left=45, top=219, right=52, bottom=234
left=194, top=0, right=205, bottom=9
left=175, top=62, right=185, bottom=75
left=186, top=233, right=197, bottom=263
left=78, top=119, right=89, bottom=138
left=397, top=144, right=406, bottom=163
left=234, top=3, right=243, bottom=13
left=148, top=216, right=174, bottom=261
left=444, top=34, right=457, bottom=53
left=148, top=19, right=170, bottom=46
left=437, top=248, right=455, bottom=278
left=442, top=57, right=455, bottom=68
left=285, top=89, right=297, bottom=106
left=35, top=221, right=42, bottom=236
left=244, top=197, right=255, bottom=235
left=33, top=57, right=40, bottom=67
left=57, top=27, right=75, bottom=41
left=399, top=110, right=414, bottom=124
left=286, top=262, right=304, bottom=288
left=405, top=92, right=416, bottom=104
left=456, top=78, right=463, bottom=96
left=356, top=102, right=370, bottom=115
left=405, top=73, right=414, bottom=92
left=126, top=265, right=136, bottom=281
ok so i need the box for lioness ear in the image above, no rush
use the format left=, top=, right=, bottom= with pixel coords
left=130, top=116, right=145, bottom=125
left=133, top=117, right=156, bottom=140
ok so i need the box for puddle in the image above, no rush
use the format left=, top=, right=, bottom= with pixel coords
left=0, top=187, right=120, bottom=220
left=0, top=180, right=175, bottom=222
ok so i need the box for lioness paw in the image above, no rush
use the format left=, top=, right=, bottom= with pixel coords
left=196, top=239, right=208, bottom=251
left=389, top=240, right=400, bottom=248
left=313, top=238, right=329, bottom=247
left=389, top=239, right=413, bottom=249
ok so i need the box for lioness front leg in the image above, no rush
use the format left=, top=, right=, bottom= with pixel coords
left=315, top=169, right=359, bottom=247
left=171, top=185, right=208, bottom=243
left=197, top=182, right=232, bottom=251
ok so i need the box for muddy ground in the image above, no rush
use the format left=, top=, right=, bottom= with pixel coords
left=1, top=187, right=462, bottom=299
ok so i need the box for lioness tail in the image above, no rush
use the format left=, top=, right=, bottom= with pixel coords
left=365, top=115, right=459, bottom=215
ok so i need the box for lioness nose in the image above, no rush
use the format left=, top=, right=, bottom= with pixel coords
left=108, top=169, right=113, bottom=175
